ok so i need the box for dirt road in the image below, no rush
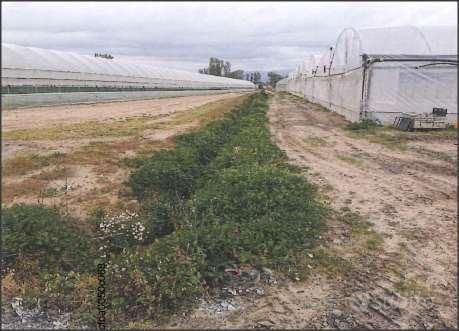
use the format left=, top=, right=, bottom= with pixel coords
left=165, top=92, right=457, bottom=329
left=266, top=92, right=457, bottom=328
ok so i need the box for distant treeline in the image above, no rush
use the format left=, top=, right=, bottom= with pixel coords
left=95, top=53, right=114, bottom=59
left=199, top=57, right=262, bottom=84
left=198, top=57, right=286, bottom=86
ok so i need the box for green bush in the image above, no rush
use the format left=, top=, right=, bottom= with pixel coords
left=192, top=165, right=319, bottom=225
left=40, top=271, right=99, bottom=326
left=129, top=147, right=202, bottom=200
left=189, top=165, right=324, bottom=272
left=107, top=234, right=205, bottom=322
left=129, top=93, right=271, bottom=201
left=2, top=92, right=324, bottom=326
left=88, top=208, right=147, bottom=254
left=140, top=197, right=188, bottom=242
left=2, top=204, right=93, bottom=274
left=212, top=126, right=286, bottom=169
left=175, top=118, right=239, bottom=165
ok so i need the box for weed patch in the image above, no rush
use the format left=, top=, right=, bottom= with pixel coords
left=346, top=119, right=382, bottom=131
left=32, top=166, right=75, bottom=181
left=365, top=234, right=384, bottom=251
left=337, top=210, right=385, bottom=254
left=304, top=136, right=330, bottom=147
left=336, top=154, right=365, bottom=168
left=313, top=249, right=353, bottom=277
left=345, top=122, right=457, bottom=151
left=3, top=116, right=163, bottom=141
left=2, top=178, right=47, bottom=202
left=3, top=153, right=63, bottom=177
left=119, top=92, right=325, bottom=323
left=394, top=275, right=434, bottom=298
left=2, top=204, right=93, bottom=275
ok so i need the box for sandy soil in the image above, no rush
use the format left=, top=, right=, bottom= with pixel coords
left=163, top=92, right=457, bottom=329
left=1, top=93, right=248, bottom=218
left=1, top=93, right=245, bottom=161
left=2, top=93, right=243, bottom=131
left=266, top=93, right=457, bottom=328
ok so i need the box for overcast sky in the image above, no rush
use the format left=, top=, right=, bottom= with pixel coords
left=2, top=1, right=457, bottom=72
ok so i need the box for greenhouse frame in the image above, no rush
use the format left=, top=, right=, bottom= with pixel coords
left=279, top=26, right=458, bottom=124
left=1, top=43, right=255, bottom=109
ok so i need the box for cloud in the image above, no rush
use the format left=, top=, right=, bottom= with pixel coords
left=2, top=1, right=457, bottom=71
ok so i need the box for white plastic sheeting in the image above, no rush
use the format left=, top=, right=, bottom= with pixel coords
left=275, top=78, right=288, bottom=91
left=2, top=89, right=241, bottom=110
left=1, top=43, right=255, bottom=90
left=280, top=26, right=458, bottom=124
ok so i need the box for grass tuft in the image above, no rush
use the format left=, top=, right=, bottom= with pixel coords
left=304, top=136, right=330, bottom=147
left=336, top=154, right=365, bottom=168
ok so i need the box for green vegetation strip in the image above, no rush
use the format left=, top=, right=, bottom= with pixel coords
left=118, top=92, right=325, bottom=321
left=2, top=92, right=325, bottom=327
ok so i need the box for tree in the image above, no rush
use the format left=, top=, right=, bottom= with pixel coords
left=245, top=72, right=261, bottom=84
left=208, top=57, right=224, bottom=76
left=199, top=58, right=253, bottom=81
left=252, top=72, right=261, bottom=85
left=199, top=58, right=243, bottom=79
left=223, top=61, right=231, bottom=77
left=267, top=72, right=285, bottom=87
left=228, top=70, right=244, bottom=80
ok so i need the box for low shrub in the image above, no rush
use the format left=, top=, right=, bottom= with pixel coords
left=211, top=126, right=286, bottom=169
left=346, top=119, right=382, bottom=131
left=189, top=165, right=324, bottom=273
left=140, top=197, right=188, bottom=242
left=2, top=204, right=93, bottom=275
left=107, top=234, right=205, bottom=322
left=129, top=147, right=202, bottom=200
left=2, top=204, right=99, bottom=327
left=88, top=208, right=147, bottom=254
left=175, top=119, right=238, bottom=165
left=40, top=272, right=98, bottom=322
left=191, top=165, right=320, bottom=226
left=129, top=92, right=271, bottom=202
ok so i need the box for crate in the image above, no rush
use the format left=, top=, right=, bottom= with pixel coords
left=394, top=113, right=448, bottom=131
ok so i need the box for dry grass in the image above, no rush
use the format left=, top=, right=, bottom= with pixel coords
left=394, top=275, right=435, bottom=298
left=303, top=136, right=330, bottom=147
left=32, top=166, right=75, bottom=181
left=399, top=229, right=424, bottom=241
left=346, top=126, right=457, bottom=151
left=166, top=94, right=249, bottom=126
left=336, top=154, right=365, bottom=168
left=3, top=178, right=48, bottom=202
left=2, top=94, right=248, bottom=217
left=3, top=94, right=250, bottom=142
left=3, top=153, right=60, bottom=176
left=3, top=115, right=165, bottom=141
